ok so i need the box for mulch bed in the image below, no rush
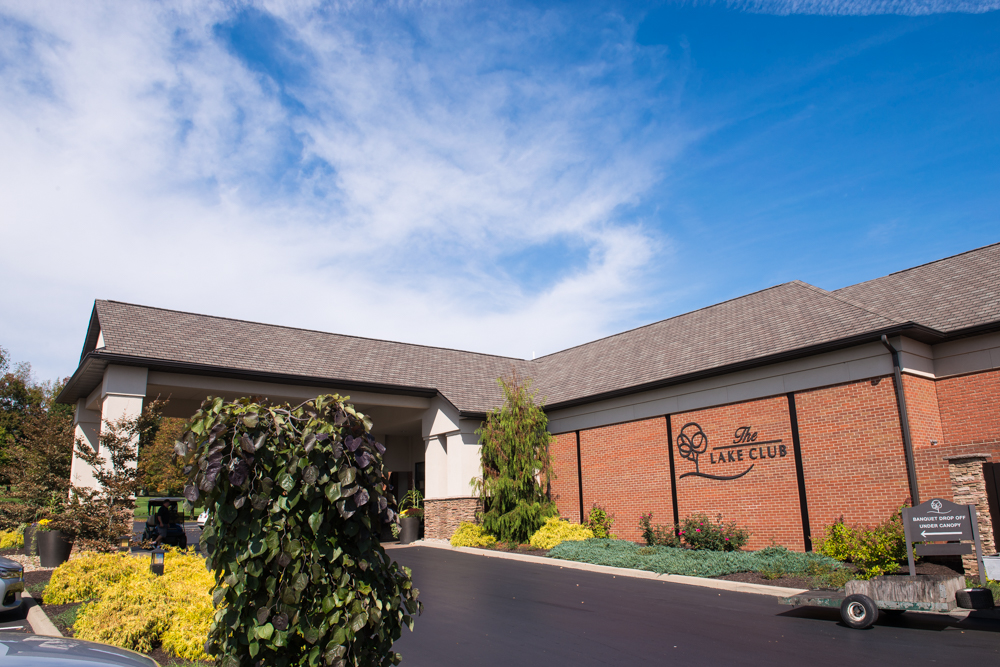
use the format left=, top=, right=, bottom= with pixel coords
left=714, top=571, right=820, bottom=589
left=486, top=543, right=550, bottom=556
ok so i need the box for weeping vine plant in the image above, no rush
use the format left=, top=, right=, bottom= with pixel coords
left=473, top=370, right=556, bottom=544
left=177, top=394, right=420, bottom=667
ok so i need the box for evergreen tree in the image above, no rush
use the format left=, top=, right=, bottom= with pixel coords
left=475, top=370, right=556, bottom=543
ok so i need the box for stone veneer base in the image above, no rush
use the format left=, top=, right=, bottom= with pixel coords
left=424, top=497, right=481, bottom=540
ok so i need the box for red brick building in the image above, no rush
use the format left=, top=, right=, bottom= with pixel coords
left=59, top=244, right=1000, bottom=557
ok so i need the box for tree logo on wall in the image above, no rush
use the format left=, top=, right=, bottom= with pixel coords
left=676, top=422, right=755, bottom=481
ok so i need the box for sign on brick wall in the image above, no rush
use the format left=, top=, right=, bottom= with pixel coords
left=676, top=422, right=787, bottom=481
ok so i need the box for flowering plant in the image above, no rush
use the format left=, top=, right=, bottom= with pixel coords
left=37, top=518, right=55, bottom=532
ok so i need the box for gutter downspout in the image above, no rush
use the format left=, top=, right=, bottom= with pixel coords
left=881, top=335, right=920, bottom=506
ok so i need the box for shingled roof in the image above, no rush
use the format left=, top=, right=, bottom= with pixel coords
left=74, top=300, right=532, bottom=414
left=835, top=242, right=1000, bottom=334
left=58, top=243, right=1000, bottom=414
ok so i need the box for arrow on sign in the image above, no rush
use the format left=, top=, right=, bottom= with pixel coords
left=921, top=530, right=962, bottom=538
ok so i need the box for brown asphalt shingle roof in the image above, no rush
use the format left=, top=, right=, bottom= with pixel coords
left=70, top=242, right=1000, bottom=414
left=531, top=280, right=903, bottom=406
left=835, top=242, right=1000, bottom=333
left=93, top=300, right=531, bottom=413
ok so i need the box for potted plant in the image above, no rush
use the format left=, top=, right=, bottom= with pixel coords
left=35, top=518, right=74, bottom=568
left=22, top=522, right=37, bottom=557
left=398, top=490, right=424, bottom=545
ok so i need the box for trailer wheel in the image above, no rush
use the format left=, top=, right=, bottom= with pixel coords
left=841, top=594, right=878, bottom=629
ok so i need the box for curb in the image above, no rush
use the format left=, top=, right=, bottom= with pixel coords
left=391, top=540, right=811, bottom=598
left=22, top=591, right=63, bottom=637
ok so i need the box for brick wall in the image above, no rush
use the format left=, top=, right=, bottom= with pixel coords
left=545, top=368, right=1000, bottom=554
left=937, top=368, right=1000, bottom=454
left=576, top=417, right=673, bottom=543
left=550, top=431, right=581, bottom=522
left=672, top=396, right=803, bottom=551
left=794, top=376, right=911, bottom=543
left=902, top=373, right=951, bottom=501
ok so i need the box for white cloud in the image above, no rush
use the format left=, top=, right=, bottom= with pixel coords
left=0, top=1, right=690, bottom=381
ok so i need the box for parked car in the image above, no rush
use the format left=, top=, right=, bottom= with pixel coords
left=0, top=632, right=159, bottom=665
left=198, top=510, right=209, bottom=529
left=0, top=556, right=24, bottom=614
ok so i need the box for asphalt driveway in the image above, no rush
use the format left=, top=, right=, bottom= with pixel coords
left=388, top=547, right=1000, bottom=667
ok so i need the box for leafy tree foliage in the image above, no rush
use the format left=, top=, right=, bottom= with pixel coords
left=0, top=346, right=46, bottom=485
left=178, top=394, right=420, bottom=667
left=474, top=370, right=556, bottom=544
left=0, top=346, right=74, bottom=528
left=4, top=384, right=74, bottom=511
left=139, top=417, right=189, bottom=495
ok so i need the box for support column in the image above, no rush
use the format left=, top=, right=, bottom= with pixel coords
left=68, top=365, right=148, bottom=492
left=70, top=400, right=102, bottom=491
left=420, top=401, right=481, bottom=540
left=946, top=454, right=995, bottom=578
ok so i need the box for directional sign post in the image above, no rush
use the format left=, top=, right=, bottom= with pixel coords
left=902, top=497, right=987, bottom=584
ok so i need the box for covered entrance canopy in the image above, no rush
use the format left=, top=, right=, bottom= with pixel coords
left=55, top=301, right=519, bottom=514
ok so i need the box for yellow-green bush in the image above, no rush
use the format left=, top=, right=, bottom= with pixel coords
left=0, top=530, right=23, bottom=550
left=45, top=552, right=151, bottom=604
left=450, top=521, right=497, bottom=548
left=45, top=550, right=212, bottom=661
left=529, top=517, right=594, bottom=549
left=73, top=578, right=173, bottom=654
left=815, top=511, right=906, bottom=580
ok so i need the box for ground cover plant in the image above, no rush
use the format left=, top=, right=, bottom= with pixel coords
left=473, top=371, right=556, bottom=544
left=178, top=394, right=420, bottom=667
left=44, top=550, right=214, bottom=660
left=549, top=539, right=844, bottom=579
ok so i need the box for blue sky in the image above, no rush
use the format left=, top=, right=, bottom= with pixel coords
left=0, top=0, right=998, bottom=383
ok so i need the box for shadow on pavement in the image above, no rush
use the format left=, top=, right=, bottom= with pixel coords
left=778, top=605, right=1000, bottom=633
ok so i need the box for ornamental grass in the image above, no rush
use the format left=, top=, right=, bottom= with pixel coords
left=44, top=550, right=213, bottom=660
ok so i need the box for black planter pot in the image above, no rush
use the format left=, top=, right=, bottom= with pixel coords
left=22, top=524, right=37, bottom=556
left=37, top=530, right=73, bottom=568
left=399, top=517, right=422, bottom=545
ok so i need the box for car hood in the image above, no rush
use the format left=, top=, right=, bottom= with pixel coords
left=0, top=633, right=159, bottom=666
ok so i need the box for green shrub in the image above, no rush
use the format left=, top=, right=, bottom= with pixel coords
left=680, top=513, right=748, bottom=552
left=179, top=394, right=421, bottom=667
left=450, top=522, right=497, bottom=548
left=474, top=372, right=557, bottom=544
left=639, top=512, right=748, bottom=551
left=549, top=539, right=843, bottom=578
left=528, top=517, right=594, bottom=550
left=639, top=513, right=681, bottom=548
left=586, top=505, right=615, bottom=539
left=816, top=510, right=906, bottom=579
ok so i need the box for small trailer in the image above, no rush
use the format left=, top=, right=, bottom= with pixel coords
left=779, top=574, right=993, bottom=629
left=781, top=497, right=996, bottom=629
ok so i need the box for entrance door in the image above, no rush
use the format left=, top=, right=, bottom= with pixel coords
left=985, top=462, right=1000, bottom=549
